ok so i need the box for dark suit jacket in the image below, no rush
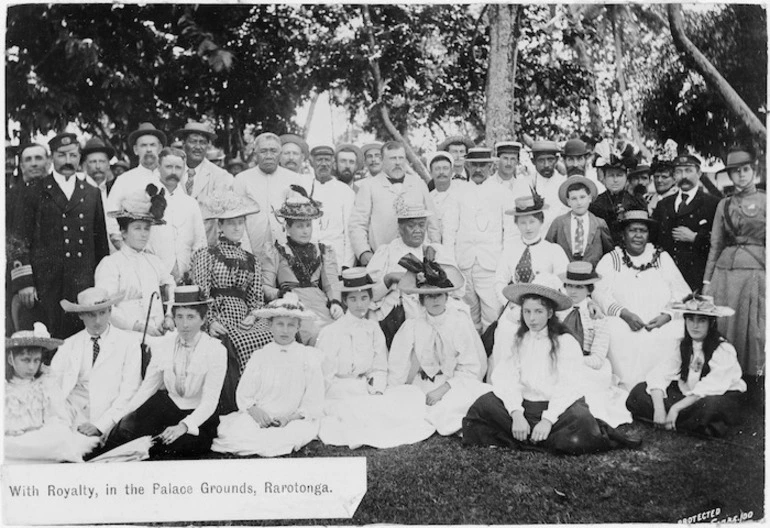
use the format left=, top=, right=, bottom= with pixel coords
left=545, top=211, right=614, bottom=268
left=652, top=188, right=720, bottom=290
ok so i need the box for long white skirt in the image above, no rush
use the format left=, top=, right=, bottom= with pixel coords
left=579, top=362, right=633, bottom=428
left=5, top=423, right=100, bottom=463
left=211, top=412, right=319, bottom=458
left=605, top=316, right=683, bottom=390
left=412, top=374, right=493, bottom=436
left=319, top=379, right=435, bottom=449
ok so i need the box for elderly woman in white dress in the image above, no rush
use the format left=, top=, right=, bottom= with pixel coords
left=594, top=209, right=691, bottom=390
left=95, top=185, right=175, bottom=337
left=388, top=257, right=491, bottom=436
left=212, top=294, right=324, bottom=457
left=317, top=268, right=435, bottom=449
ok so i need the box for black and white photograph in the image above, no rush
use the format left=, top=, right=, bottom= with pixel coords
left=2, top=2, right=766, bottom=525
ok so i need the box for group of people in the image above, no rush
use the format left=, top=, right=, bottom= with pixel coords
left=4, top=122, right=765, bottom=463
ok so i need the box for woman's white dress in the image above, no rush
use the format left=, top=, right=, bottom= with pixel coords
left=5, top=372, right=99, bottom=463
left=316, top=313, right=435, bottom=448
left=594, top=244, right=691, bottom=389
left=212, top=342, right=324, bottom=457
left=388, top=306, right=492, bottom=435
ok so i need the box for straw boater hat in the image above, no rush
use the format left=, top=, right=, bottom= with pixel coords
left=502, top=273, right=573, bottom=311
left=618, top=209, right=658, bottom=228
left=668, top=294, right=735, bottom=318
left=60, top=287, right=125, bottom=313
left=175, top=122, right=217, bottom=142
left=128, top=122, right=167, bottom=147
left=274, top=185, right=323, bottom=220
left=505, top=191, right=549, bottom=217
left=6, top=322, right=64, bottom=351
left=464, top=147, right=496, bottom=164
left=558, top=175, right=598, bottom=205
left=495, top=141, right=522, bottom=156
left=339, top=267, right=375, bottom=293
left=361, top=142, right=383, bottom=157
left=393, top=195, right=433, bottom=219
left=200, top=191, right=260, bottom=220
left=397, top=253, right=465, bottom=295
left=530, top=140, right=561, bottom=157
left=437, top=135, right=474, bottom=152
left=559, top=261, right=602, bottom=286
left=108, top=184, right=166, bottom=225
left=168, top=285, right=213, bottom=307
left=252, top=292, right=316, bottom=320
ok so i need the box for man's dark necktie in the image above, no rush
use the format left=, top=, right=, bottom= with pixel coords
left=91, top=336, right=100, bottom=365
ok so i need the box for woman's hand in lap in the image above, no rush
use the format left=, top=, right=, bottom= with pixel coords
left=530, top=419, right=552, bottom=442
left=510, top=411, right=530, bottom=442
left=159, top=423, right=188, bottom=444
left=247, top=406, right=273, bottom=428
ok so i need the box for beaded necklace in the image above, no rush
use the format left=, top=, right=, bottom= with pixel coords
left=621, top=246, right=663, bottom=272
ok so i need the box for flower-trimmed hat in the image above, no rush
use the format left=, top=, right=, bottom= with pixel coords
left=340, top=267, right=375, bottom=293
left=60, top=287, right=125, bottom=313
left=668, top=294, right=735, bottom=318
left=274, top=185, right=323, bottom=221
left=252, top=292, right=316, bottom=320
left=200, top=191, right=260, bottom=220
left=505, top=189, right=549, bottom=217
left=503, top=273, right=573, bottom=311
left=558, top=175, right=598, bottom=205
left=6, top=323, right=63, bottom=351
left=168, top=285, right=213, bottom=307
left=559, top=261, right=601, bottom=286
left=397, top=254, right=464, bottom=295
left=108, top=184, right=167, bottom=225
left=394, top=194, right=433, bottom=219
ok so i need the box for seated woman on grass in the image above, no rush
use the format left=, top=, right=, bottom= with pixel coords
left=462, top=274, right=640, bottom=454
left=317, top=268, right=435, bottom=449
left=626, top=294, right=746, bottom=437
left=262, top=186, right=342, bottom=345
left=212, top=293, right=325, bottom=457
left=388, top=255, right=491, bottom=436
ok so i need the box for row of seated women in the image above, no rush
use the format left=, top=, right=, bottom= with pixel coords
left=5, top=258, right=746, bottom=462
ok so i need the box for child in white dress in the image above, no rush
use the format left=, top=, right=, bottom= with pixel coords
left=212, top=294, right=325, bottom=457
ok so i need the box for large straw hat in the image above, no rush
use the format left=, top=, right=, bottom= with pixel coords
left=393, top=194, right=433, bottom=219
left=274, top=185, right=323, bottom=220
left=200, top=191, right=260, bottom=220
left=397, top=254, right=465, bottom=295
left=502, top=273, right=573, bottom=311
left=505, top=191, right=549, bottom=217
left=618, top=209, right=658, bottom=228
left=668, top=294, right=735, bottom=318
left=5, top=323, right=64, bottom=351
left=339, top=267, right=376, bottom=293
left=175, top=122, right=217, bottom=142
left=60, top=287, right=125, bottom=313
left=107, top=184, right=167, bottom=225
left=252, top=292, right=316, bottom=320
left=558, top=175, right=598, bottom=205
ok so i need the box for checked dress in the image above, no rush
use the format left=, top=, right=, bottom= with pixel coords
left=191, top=238, right=272, bottom=374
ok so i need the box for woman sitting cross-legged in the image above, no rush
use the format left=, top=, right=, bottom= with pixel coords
left=388, top=255, right=491, bottom=436
left=101, top=286, right=227, bottom=459
left=626, top=294, right=746, bottom=437
left=462, top=274, right=640, bottom=454
left=317, top=268, right=435, bottom=449
left=211, top=294, right=324, bottom=457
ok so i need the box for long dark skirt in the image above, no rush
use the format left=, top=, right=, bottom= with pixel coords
left=103, top=391, right=219, bottom=458
left=626, top=381, right=744, bottom=437
left=462, top=393, right=617, bottom=455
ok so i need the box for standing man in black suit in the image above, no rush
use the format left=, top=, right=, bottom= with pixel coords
left=11, top=133, right=110, bottom=338
left=651, top=154, right=719, bottom=291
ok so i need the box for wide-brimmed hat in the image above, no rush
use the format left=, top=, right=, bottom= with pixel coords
left=281, top=134, right=310, bottom=158
left=428, top=151, right=454, bottom=169
left=252, top=292, right=316, bottom=320
left=175, top=122, right=217, bottom=142
left=60, top=287, right=125, bottom=313
left=437, top=135, right=474, bottom=152
left=495, top=141, right=522, bottom=156
left=393, top=194, right=433, bottom=219
left=107, top=184, right=166, bottom=225
left=668, top=294, right=735, bottom=318
left=559, top=261, right=601, bottom=286
left=200, top=191, right=260, bottom=220
left=275, top=185, right=323, bottom=220
left=128, top=123, right=167, bottom=147
left=530, top=140, right=561, bottom=156
left=361, top=142, right=383, bottom=156
left=618, top=209, right=658, bottom=228
left=339, top=267, right=375, bottom=293
left=82, top=137, right=116, bottom=159
left=503, top=273, right=573, bottom=311
left=336, top=143, right=364, bottom=168
left=6, top=323, right=64, bottom=351
left=558, top=175, right=598, bottom=205
left=563, top=139, right=590, bottom=157
left=397, top=254, right=465, bottom=295
left=506, top=191, right=549, bottom=217
left=465, top=148, right=496, bottom=164
left=168, top=285, right=214, bottom=307
left=720, top=149, right=755, bottom=172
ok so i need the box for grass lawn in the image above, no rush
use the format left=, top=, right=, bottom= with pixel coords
left=163, top=405, right=764, bottom=525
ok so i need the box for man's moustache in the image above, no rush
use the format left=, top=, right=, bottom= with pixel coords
left=165, top=174, right=180, bottom=181
left=60, top=164, right=76, bottom=172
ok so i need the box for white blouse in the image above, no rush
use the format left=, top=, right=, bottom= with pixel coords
left=494, top=238, right=570, bottom=306
left=646, top=340, right=747, bottom=398
left=491, top=329, right=584, bottom=424
left=124, top=332, right=226, bottom=435
left=236, top=341, right=324, bottom=420
left=316, top=312, right=388, bottom=393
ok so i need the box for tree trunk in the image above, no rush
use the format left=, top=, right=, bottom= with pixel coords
left=567, top=5, right=604, bottom=137
left=360, top=5, right=430, bottom=182
left=302, top=91, right=320, bottom=139
left=485, top=4, right=521, bottom=146
left=668, top=3, right=767, bottom=142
